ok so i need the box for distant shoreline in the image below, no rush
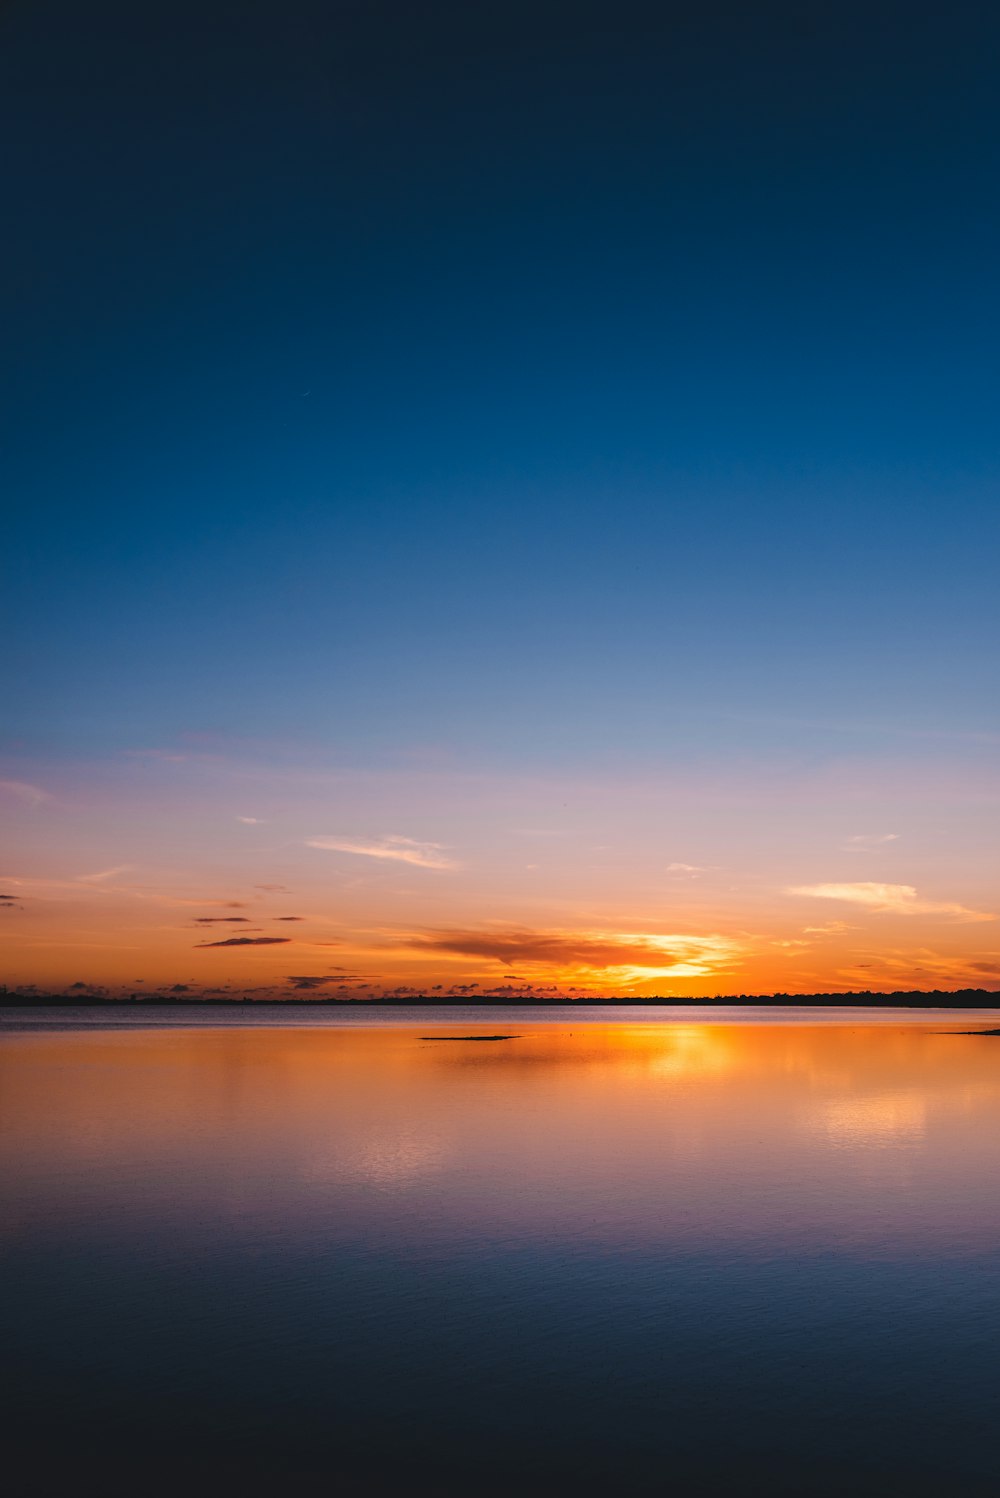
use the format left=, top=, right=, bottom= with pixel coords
left=2, top=990, right=999, bottom=1009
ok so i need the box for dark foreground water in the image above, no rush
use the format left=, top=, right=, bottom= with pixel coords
left=3, top=1008, right=1000, bottom=1497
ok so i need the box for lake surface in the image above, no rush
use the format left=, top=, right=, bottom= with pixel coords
left=3, top=1007, right=1000, bottom=1496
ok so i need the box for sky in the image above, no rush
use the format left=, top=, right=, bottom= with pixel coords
left=2, top=0, right=998, bottom=998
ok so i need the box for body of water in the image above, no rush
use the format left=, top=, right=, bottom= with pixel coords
left=3, top=1008, right=1000, bottom=1495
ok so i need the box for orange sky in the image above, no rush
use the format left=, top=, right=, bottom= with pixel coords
left=2, top=738, right=997, bottom=998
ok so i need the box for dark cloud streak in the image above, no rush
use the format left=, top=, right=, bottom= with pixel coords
left=405, top=929, right=683, bottom=968
left=196, top=936, right=292, bottom=948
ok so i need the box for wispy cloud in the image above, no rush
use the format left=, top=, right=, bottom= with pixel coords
left=666, top=862, right=711, bottom=875
left=843, top=833, right=900, bottom=852
left=123, top=748, right=193, bottom=763
left=77, top=865, right=134, bottom=884
left=788, top=883, right=994, bottom=922
left=196, top=936, right=293, bottom=948
left=284, top=973, right=364, bottom=990
left=237, top=816, right=264, bottom=824
left=834, top=946, right=1000, bottom=988
left=306, top=835, right=457, bottom=870
left=170, top=898, right=250, bottom=909
left=402, top=926, right=741, bottom=979
left=0, top=779, right=52, bottom=808
left=194, top=916, right=251, bottom=925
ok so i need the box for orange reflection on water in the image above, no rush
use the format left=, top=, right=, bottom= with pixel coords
left=3, top=1021, right=1000, bottom=1257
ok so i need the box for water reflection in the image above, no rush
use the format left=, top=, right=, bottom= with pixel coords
left=3, top=1021, right=1000, bottom=1497
left=4, top=1021, right=1000, bottom=1253
left=815, top=1092, right=927, bottom=1148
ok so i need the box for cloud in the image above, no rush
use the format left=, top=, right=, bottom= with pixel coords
left=0, top=892, right=20, bottom=908
left=666, top=862, right=711, bottom=875
left=0, top=779, right=52, bottom=808
left=124, top=748, right=192, bottom=763
left=403, top=927, right=740, bottom=978
left=196, top=936, right=293, bottom=948
left=283, top=973, right=363, bottom=990
left=274, top=915, right=304, bottom=921
left=832, top=946, right=1000, bottom=989
left=170, top=898, right=249, bottom=909
left=788, top=883, right=994, bottom=922
left=194, top=916, right=252, bottom=924
left=843, top=833, right=900, bottom=851
left=255, top=884, right=290, bottom=893
left=306, top=835, right=457, bottom=870
left=237, top=816, right=264, bottom=824
left=77, top=865, right=134, bottom=884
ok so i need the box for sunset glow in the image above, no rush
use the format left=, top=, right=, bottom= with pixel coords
left=3, top=2, right=998, bottom=1006
left=2, top=742, right=996, bottom=997
left=5, top=8, right=1000, bottom=1498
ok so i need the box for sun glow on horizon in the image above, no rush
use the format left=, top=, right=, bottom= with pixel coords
left=1, top=749, right=997, bottom=999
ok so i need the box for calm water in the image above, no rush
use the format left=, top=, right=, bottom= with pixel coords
left=3, top=1007, right=1000, bottom=1496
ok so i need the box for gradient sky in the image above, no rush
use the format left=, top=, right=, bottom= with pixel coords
left=3, top=1, right=998, bottom=997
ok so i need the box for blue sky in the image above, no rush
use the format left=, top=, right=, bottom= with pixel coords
left=2, top=3, right=998, bottom=994
left=5, top=2, right=1000, bottom=769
